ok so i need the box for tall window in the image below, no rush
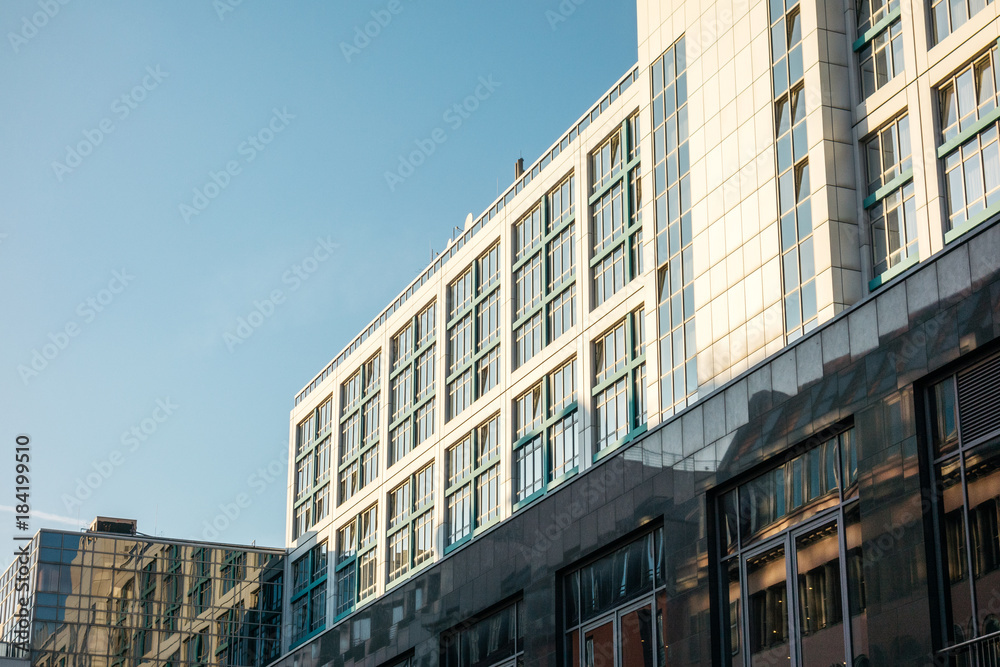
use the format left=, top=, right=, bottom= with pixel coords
left=931, top=0, right=994, bottom=44
left=770, top=0, right=816, bottom=340
left=338, top=353, right=381, bottom=507
left=939, top=46, right=1000, bottom=241
left=447, top=242, right=502, bottom=421
left=563, top=529, right=667, bottom=667
left=593, top=309, right=647, bottom=458
left=389, top=302, right=437, bottom=466
left=293, top=394, right=334, bottom=538
left=513, top=174, right=578, bottom=368
left=864, top=114, right=917, bottom=283
left=512, top=358, right=580, bottom=506
left=717, top=427, right=865, bottom=667
left=445, top=414, right=502, bottom=549
left=927, top=355, right=1000, bottom=661
left=651, top=37, right=696, bottom=418
left=856, top=0, right=903, bottom=98
left=334, top=504, right=377, bottom=618
left=386, top=463, right=436, bottom=586
left=590, top=117, right=641, bottom=309
left=441, top=600, right=524, bottom=667
left=290, top=542, right=327, bottom=646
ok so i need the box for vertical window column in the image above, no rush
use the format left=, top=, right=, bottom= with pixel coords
left=590, top=117, right=641, bottom=309
left=333, top=504, right=377, bottom=619
left=444, top=414, right=501, bottom=550
left=389, top=303, right=437, bottom=466
left=592, top=308, right=647, bottom=459
left=337, top=353, right=381, bottom=507
left=770, top=0, right=816, bottom=340
left=650, top=37, right=695, bottom=418
left=855, top=0, right=904, bottom=98
left=289, top=542, right=327, bottom=646
left=512, top=174, right=578, bottom=369
left=386, top=463, right=436, bottom=586
left=511, top=358, right=580, bottom=507
left=446, top=242, right=501, bottom=421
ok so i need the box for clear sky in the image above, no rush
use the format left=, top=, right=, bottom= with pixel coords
left=0, top=1, right=638, bottom=559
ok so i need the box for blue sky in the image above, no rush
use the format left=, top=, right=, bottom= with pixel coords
left=0, top=1, right=638, bottom=557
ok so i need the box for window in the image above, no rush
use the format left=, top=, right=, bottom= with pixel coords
left=338, top=352, right=381, bottom=506
left=445, top=414, right=502, bottom=548
left=512, top=359, right=580, bottom=506
left=188, top=549, right=213, bottom=615
left=441, top=599, right=524, bottom=667
left=856, top=0, right=903, bottom=98
left=651, top=38, right=696, bottom=419
left=864, top=114, right=917, bottom=282
left=593, top=310, right=647, bottom=457
left=563, top=529, right=667, bottom=667
left=590, top=118, right=641, bottom=309
left=931, top=0, right=993, bottom=44
left=447, top=243, right=502, bottom=421
left=387, top=463, right=436, bottom=586
left=717, top=427, right=866, bottom=667
left=939, top=46, right=1000, bottom=240
left=389, top=302, right=437, bottom=465
left=290, top=542, right=327, bottom=646
left=927, top=356, right=1000, bottom=659
left=334, top=504, right=377, bottom=618
left=294, top=394, right=335, bottom=538
left=513, top=175, right=578, bottom=368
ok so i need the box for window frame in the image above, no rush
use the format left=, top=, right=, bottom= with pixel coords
left=385, top=463, right=437, bottom=588
left=388, top=302, right=438, bottom=467
left=592, top=309, right=647, bottom=461
left=333, top=504, right=377, bottom=621
left=289, top=542, right=328, bottom=647
left=444, top=414, right=503, bottom=553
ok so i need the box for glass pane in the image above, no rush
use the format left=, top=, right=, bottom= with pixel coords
left=724, top=559, right=744, bottom=667
left=932, top=377, right=959, bottom=457
left=747, top=545, right=790, bottom=666
left=796, top=523, right=846, bottom=666
left=938, top=457, right=973, bottom=646
left=966, top=439, right=1000, bottom=634
left=656, top=590, right=669, bottom=667
left=620, top=605, right=654, bottom=667
left=844, top=504, right=870, bottom=663
left=584, top=621, right=615, bottom=667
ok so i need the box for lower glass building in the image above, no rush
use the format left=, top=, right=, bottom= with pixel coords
left=0, top=519, right=284, bottom=667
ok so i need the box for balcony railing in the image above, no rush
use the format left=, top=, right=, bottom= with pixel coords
left=940, top=630, right=1000, bottom=666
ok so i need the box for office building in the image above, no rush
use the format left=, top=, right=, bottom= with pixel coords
left=281, top=0, right=1000, bottom=665
left=0, top=518, right=284, bottom=667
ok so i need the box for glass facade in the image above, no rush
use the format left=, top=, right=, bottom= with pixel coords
left=1, top=531, right=283, bottom=667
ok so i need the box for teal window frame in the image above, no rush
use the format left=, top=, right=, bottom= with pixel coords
left=512, top=174, right=578, bottom=368
left=512, top=358, right=580, bottom=510
left=289, top=542, right=327, bottom=647
left=388, top=302, right=437, bottom=467
left=385, top=463, right=436, bottom=589
left=163, top=545, right=182, bottom=635
left=187, top=548, right=213, bottom=616
left=651, top=36, right=696, bottom=418
left=589, top=116, right=642, bottom=309
left=333, top=503, right=377, bottom=621
left=444, top=414, right=502, bottom=552
left=863, top=114, right=919, bottom=290
left=854, top=1, right=903, bottom=98
left=293, top=393, right=334, bottom=538
left=337, top=352, right=381, bottom=506
left=592, top=309, right=647, bottom=461
left=446, top=242, right=502, bottom=420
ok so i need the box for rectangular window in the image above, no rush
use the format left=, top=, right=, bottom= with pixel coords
left=337, top=352, right=381, bottom=507
left=858, top=13, right=903, bottom=98
left=865, top=114, right=917, bottom=281
left=441, top=600, right=524, bottom=667
left=939, top=47, right=1000, bottom=240
left=593, top=310, right=647, bottom=457
left=445, top=415, right=502, bottom=547
left=386, top=463, right=436, bottom=586
left=389, top=302, right=437, bottom=466
left=334, top=505, right=376, bottom=617
left=590, top=116, right=641, bottom=309
left=931, top=0, right=993, bottom=44
left=290, top=542, right=328, bottom=645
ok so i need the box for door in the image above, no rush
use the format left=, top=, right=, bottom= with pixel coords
left=576, top=599, right=655, bottom=667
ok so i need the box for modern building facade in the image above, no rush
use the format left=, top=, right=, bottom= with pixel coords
left=281, top=0, right=1000, bottom=665
left=0, top=518, right=285, bottom=667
